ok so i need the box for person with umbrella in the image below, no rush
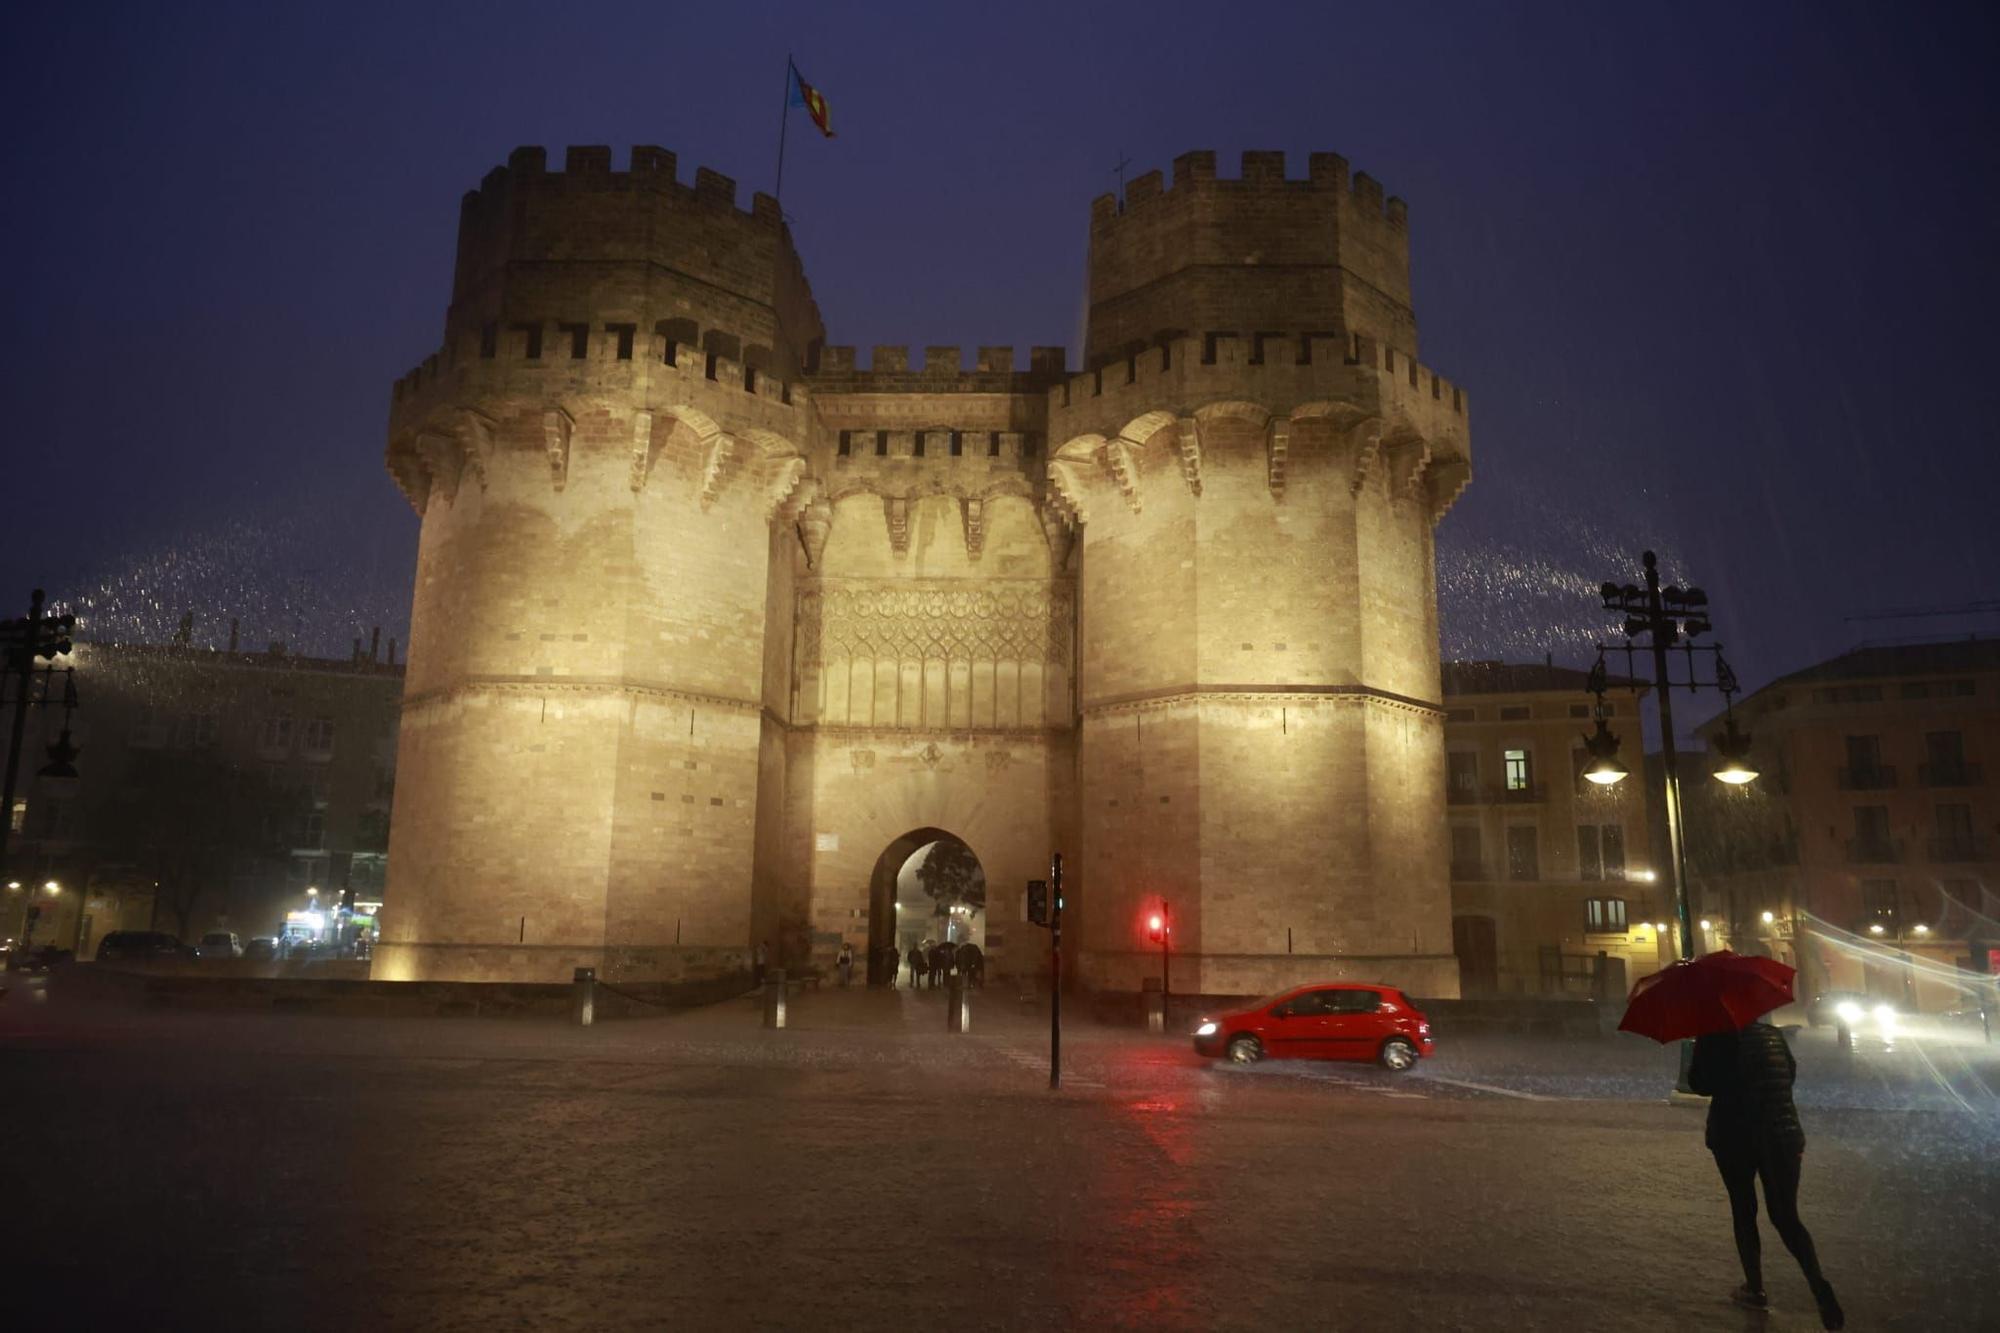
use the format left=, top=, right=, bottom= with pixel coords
left=1621, top=952, right=1845, bottom=1330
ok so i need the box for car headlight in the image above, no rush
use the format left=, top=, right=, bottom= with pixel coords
left=1873, top=1003, right=1897, bottom=1029
left=1195, top=1020, right=1217, bottom=1037
left=1835, top=1001, right=1864, bottom=1024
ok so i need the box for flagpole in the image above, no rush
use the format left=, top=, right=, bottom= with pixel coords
left=774, top=54, right=794, bottom=208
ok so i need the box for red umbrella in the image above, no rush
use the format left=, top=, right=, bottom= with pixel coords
left=1618, top=950, right=1797, bottom=1043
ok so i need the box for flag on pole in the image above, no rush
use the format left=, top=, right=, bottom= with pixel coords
left=788, top=61, right=834, bottom=138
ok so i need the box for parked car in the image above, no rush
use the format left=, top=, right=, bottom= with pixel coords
left=1193, top=982, right=1434, bottom=1071
left=243, top=937, right=278, bottom=961
left=95, top=931, right=198, bottom=964
left=197, top=931, right=244, bottom=960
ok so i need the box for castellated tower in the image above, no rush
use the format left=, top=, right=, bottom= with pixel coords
left=380, top=144, right=1469, bottom=997
left=1050, top=151, right=1469, bottom=997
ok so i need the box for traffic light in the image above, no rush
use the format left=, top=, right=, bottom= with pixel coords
left=1146, top=912, right=1164, bottom=943
left=1026, top=879, right=1048, bottom=927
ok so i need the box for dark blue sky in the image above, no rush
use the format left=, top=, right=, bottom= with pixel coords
left=3, top=0, right=1995, bottom=722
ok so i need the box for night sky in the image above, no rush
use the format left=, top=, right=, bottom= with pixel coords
left=3, top=1, right=1995, bottom=728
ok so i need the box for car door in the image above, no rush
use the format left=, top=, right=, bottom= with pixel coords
left=1262, top=990, right=1335, bottom=1057
left=1320, top=987, right=1385, bottom=1061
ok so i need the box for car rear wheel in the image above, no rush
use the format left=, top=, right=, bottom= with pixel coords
left=1379, top=1037, right=1418, bottom=1072
left=1225, top=1035, right=1263, bottom=1065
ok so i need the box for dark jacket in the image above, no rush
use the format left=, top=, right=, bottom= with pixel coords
left=1688, top=1022, right=1806, bottom=1156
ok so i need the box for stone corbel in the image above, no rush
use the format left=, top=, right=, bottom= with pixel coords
left=797, top=493, right=833, bottom=570
left=1266, top=418, right=1290, bottom=500
left=628, top=410, right=656, bottom=492
left=1426, top=456, right=1473, bottom=522
left=456, top=409, right=495, bottom=493
left=415, top=429, right=464, bottom=506
left=1175, top=416, right=1202, bottom=497
left=1382, top=435, right=1432, bottom=502
left=1101, top=438, right=1142, bottom=514
left=962, top=496, right=985, bottom=560
left=1040, top=503, right=1076, bottom=570
left=698, top=432, right=737, bottom=511
left=1348, top=419, right=1384, bottom=495
left=1047, top=457, right=1093, bottom=526
left=764, top=455, right=806, bottom=519
left=884, top=496, right=910, bottom=556
left=543, top=407, right=574, bottom=492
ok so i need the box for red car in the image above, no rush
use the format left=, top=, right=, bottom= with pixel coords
left=1192, top=982, right=1434, bottom=1071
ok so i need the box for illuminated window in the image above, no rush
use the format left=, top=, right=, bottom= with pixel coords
left=1504, top=749, right=1532, bottom=791
left=1585, top=897, right=1628, bottom=933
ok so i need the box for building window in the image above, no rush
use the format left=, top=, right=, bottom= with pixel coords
left=8, top=797, right=23, bottom=834
left=1585, top=897, right=1628, bottom=933
left=301, top=716, right=336, bottom=757
left=261, top=714, right=294, bottom=754
left=1933, top=803, right=1977, bottom=861
left=304, top=767, right=333, bottom=806
left=1860, top=878, right=1897, bottom=926
left=1500, top=705, right=1530, bottom=721
left=1850, top=805, right=1893, bottom=862
left=176, top=710, right=219, bottom=749
left=1450, top=825, right=1482, bottom=879
left=1447, top=751, right=1479, bottom=803
left=300, top=811, right=325, bottom=849
left=1576, top=824, right=1624, bottom=881
left=1504, top=749, right=1533, bottom=791
left=1923, top=730, right=1967, bottom=786
left=1568, top=703, right=1589, bottom=719
left=1507, top=826, right=1540, bottom=881
left=837, top=430, right=851, bottom=457
left=128, top=705, right=168, bottom=749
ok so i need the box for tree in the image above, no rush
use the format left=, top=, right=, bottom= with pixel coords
left=914, top=840, right=985, bottom=919
left=87, top=751, right=308, bottom=940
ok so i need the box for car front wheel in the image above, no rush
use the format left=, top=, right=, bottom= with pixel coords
left=1379, top=1037, right=1418, bottom=1072
left=1226, top=1035, right=1263, bottom=1065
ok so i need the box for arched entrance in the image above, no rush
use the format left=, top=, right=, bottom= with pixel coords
left=867, top=828, right=987, bottom=985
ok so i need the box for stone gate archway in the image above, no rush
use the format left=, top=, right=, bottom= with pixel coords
left=866, top=828, right=986, bottom=985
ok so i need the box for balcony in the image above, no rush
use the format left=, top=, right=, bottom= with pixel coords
left=1927, top=834, right=1990, bottom=863
left=1450, top=860, right=1487, bottom=882
left=1919, top=761, right=1983, bottom=788
left=1837, top=765, right=1897, bottom=791
left=1446, top=783, right=1481, bottom=807
left=1492, top=782, right=1547, bottom=806
left=1844, top=837, right=1902, bottom=865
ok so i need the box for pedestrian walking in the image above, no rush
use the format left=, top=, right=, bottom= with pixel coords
left=837, top=941, right=854, bottom=987
left=907, top=944, right=926, bottom=989
left=752, top=939, right=768, bottom=989
left=1689, top=1021, right=1843, bottom=1327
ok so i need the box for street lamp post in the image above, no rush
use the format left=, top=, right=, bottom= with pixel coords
left=1, top=589, right=82, bottom=952
left=1584, top=552, right=1757, bottom=1093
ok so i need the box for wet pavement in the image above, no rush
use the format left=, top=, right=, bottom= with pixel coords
left=3, top=979, right=1995, bottom=1330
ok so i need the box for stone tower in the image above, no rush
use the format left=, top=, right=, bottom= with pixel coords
left=380, top=145, right=1470, bottom=997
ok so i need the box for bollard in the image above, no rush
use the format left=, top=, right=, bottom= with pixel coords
left=572, top=967, right=596, bottom=1027
left=1142, top=976, right=1165, bottom=1034
left=763, top=967, right=787, bottom=1030
left=946, top=973, right=969, bottom=1033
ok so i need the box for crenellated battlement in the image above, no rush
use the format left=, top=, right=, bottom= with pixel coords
left=1050, top=329, right=1465, bottom=425
left=462, top=144, right=785, bottom=226
left=1088, top=149, right=1407, bottom=229
left=807, top=343, right=1069, bottom=392
left=1082, top=148, right=1417, bottom=368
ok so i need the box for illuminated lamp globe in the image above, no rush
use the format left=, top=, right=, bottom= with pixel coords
left=1581, top=719, right=1628, bottom=786
left=1710, top=718, right=1758, bottom=786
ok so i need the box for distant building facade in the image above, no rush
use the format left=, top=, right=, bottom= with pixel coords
left=1687, top=639, right=2000, bottom=1009
left=1442, top=661, right=1668, bottom=997
left=5, top=633, right=402, bottom=954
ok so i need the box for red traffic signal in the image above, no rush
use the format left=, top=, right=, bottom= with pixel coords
left=1146, top=912, right=1164, bottom=942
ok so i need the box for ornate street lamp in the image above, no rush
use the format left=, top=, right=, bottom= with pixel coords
left=1, top=589, right=82, bottom=941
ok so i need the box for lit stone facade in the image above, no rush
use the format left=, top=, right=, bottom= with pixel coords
left=379, top=145, right=1472, bottom=995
